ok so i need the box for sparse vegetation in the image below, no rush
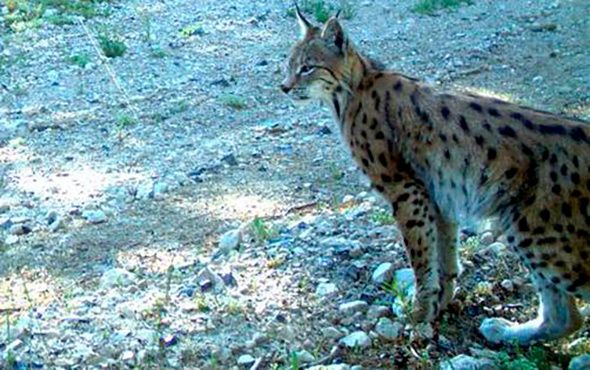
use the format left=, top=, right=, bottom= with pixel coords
left=251, top=217, right=272, bottom=242
left=98, top=30, right=127, bottom=58
left=68, top=53, right=90, bottom=68
left=2, top=0, right=112, bottom=31
left=180, top=23, right=205, bottom=37
left=412, top=0, right=474, bottom=15
left=371, top=209, right=395, bottom=225
left=287, top=0, right=355, bottom=23
left=218, top=94, right=247, bottom=110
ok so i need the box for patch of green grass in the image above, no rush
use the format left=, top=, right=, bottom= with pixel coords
left=371, top=209, right=395, bottom=225
left=2, top=0, right=113, bottom=31
left=68, top=53, right=90, bottom=68
left=98, top=31, right=127, bottom=58
left=219, top=94, right=247, bottom=110
left=116, top=113, right=136, bottom=127
left=179, top=24, right=205, bottom=38
left=412, top=0, right=474, bottom=15
left=251, top=217, right=271, bottom=242
left=287, top=0, right=355, bottom=23
left=150, top=46, right=168, bottom=58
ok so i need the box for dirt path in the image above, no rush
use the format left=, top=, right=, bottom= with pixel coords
left=0, top=0, right=589, bottom=368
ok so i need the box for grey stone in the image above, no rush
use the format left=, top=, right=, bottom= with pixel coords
left=308, top=366, right=350, bottom=370
left=375, top=318, right=403, bottom=340
left=237, top=354, right=256, bottom=366
left=83, top=210, right=106, bottom=224
left=5, top=234, right=18, bottom=245
left=136, top=181, right=154, bottom=200
left=100, top=268, right=136, bottom=289
left=339, top=300, right=369, bottom=315
left=367, top=305, right=390, bottom=319
left=218, top=229, right=242, bottom=253
left=295, top=350, right=315, bottom=363
left=479, top=231, right=494, bottom=246
left=321, top=327, right=345, bottom=340
left=371, top=262, right=394, bottom=285
left=196, top=266, right=225, bottom=293
left=339, top=331, right=371, bottom=348
left=500, top=279, right=514, bottom=291
left=9, top=223, right=31, bottom=235
left=439, top=355, right=497, bottom=370
left=316, top=282, right=338, bottom=297
left=153, top=182, right=169, bottom=199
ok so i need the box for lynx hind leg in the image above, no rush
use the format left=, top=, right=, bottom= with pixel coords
left=436, top=216, right=460, bottom=311
left=384, top=181, right=442, bottom=322
left=480, top=278, right=583, bottom=345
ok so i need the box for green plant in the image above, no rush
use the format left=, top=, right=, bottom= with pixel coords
left=68, top=53, right=90, bottom=68
left=116, top=113, right=136, bottom=127
left=290, top=350, right=301, bottom=370
left=252, top=218, right=273, bottom=242
left=381, top=278, right=413, bottom=318
left=219, top=94, right=247, bottom=110
left=287, top=0, right=355, bottom=22
left=180, top=24, right=205, bottom=38
left=338, top=0, right=355, bottom=20
left=150, top=46, right=167, bottom=58
left=371, top=209, right=395, bottom=225
left=98, top=30, right=127, bottom=58
left=138, top=7, right=153, bottom=42
left=412, top=0, right=474, bottom=15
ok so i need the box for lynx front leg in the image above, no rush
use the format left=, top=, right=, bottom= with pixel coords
left=385, top=180, right=441, bottom=322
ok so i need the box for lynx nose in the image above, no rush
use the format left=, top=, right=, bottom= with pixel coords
left=280, top=83, right=292, bottom=94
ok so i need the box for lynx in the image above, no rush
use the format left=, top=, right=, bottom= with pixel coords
left=280, top=6, right=590, bottom=345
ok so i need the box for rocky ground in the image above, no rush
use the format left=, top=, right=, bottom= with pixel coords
left=0, top=0, right=589, bottom=368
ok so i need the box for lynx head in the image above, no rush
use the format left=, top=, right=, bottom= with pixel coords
left=280, top=4, right=350, bottom=102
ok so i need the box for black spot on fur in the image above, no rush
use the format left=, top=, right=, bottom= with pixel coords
left=378, top=153, right=388, bottom=167
left=381, top=174, right=392, bottom=183
left=440, top=133, right=448, bottom=142
left=475, top=135, right=484, bottom=146
left=540, top=209, right=551, bottom=223
left=499, top=125, right=517, bottom=138
left=441, top=106, right=451, bottom=120
left=487, top=148, right=497, bottom=161
left=539, top=124, right=567, bottom=136
left=571, top=173, right=581, bottom=184
left=459, top=116, right=469, bottom=132
left=518, top=217, right=530, bottom=232
left=552, top=185, right=562, bottom=195
left=570, top=126, right=588, bottom=142
left=505, top=168, right=518, bottom=179
left=488, top=108, right=501, bottom=117
left=519, top=239, right=533, bottom=248
left=375, top=131, right=385, bottom=140
left=393, top=81, right=403, bottom=92
left=469, top=102, right=483, bottom=113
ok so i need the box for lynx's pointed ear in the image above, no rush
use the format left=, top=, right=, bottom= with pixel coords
left=294, top=2, right=312, bottom=39
left=321, top=17, right=347, bottom=54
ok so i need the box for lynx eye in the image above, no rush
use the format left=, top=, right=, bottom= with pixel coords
left=298, top=65, right=315, bottom=75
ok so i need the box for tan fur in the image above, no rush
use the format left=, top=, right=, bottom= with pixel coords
left=281, top=11, right=590, bottom=345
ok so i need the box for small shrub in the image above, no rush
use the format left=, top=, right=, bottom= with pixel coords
left=287, top=0, right=355, bottom=22
left=412, top=0, right=474, bottom=15
left=68, top=53, right=90, bottom=68
left=371, top=210, right=395, bottom=225
left=180, top=24, right=205, bottom=38
left=98, top=32, right=127, bottom=58
left=219, top=94, right=247, bottom=110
